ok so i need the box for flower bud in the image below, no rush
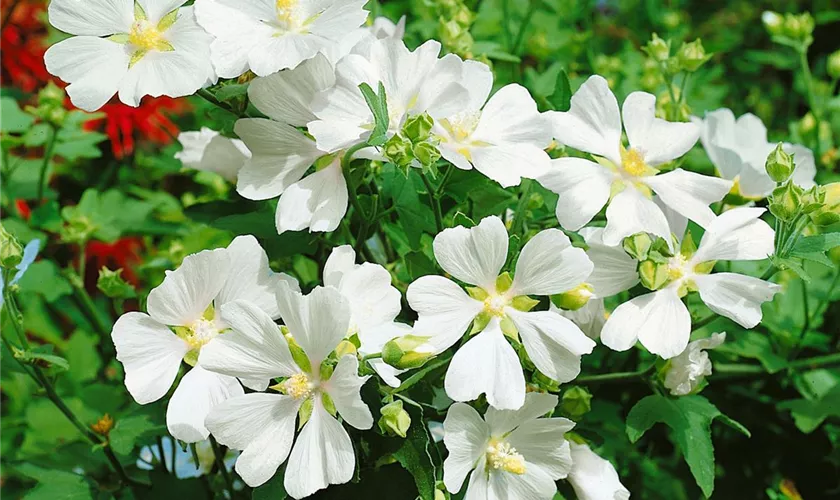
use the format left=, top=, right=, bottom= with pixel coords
left=765, top=143, right=794, bottom=183
left=560, top=386, right=593, bottom=419
left=0, top=223, right=24, bottom=269
left=403, top=113, right=434, bottom=143
left=551, top=283, right=594, bottom=311
left=334, top=340, right=357, bottom=358
left=97, top=267, right=136, bottom=299
left=643, top=33, right=670, bottom=62
left=762, top=11, right=784, bottom=36
left=384, top=134, right=414, bottom=167
left=810, top=183, right=840, bottom=226
left=663, top=332, right=725, bottom=396
left=639, top=259, right=669, bottom=290
left=622, top=232, right=652, bottom=261
left=382, top=335, right=434, bottom=369
left=783, top=12, right=814, bottom=42
left=769, top=182, right=801, bottom=221
left=828, top=50, right=840, bottom=80
left=378, top=400, right=411, bottom=438
left=38, top=81, right=66, bottom=109
left=413, top=141, right=441, bottom=167
left=676, top=39, right=711, bottom=72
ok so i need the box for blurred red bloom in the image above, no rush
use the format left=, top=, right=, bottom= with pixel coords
left=84, top=97, right=188, bottom=159
left=86, top=238, right=144, bottom=286
left=15, top=199, right=32, bottom=220
left=1, top=1, right=51, bottom=93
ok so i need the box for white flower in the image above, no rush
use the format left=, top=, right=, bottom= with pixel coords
left=407, top=216, right=596, bottom=409
left=430, top=56, right=552, bottom=187
left=552, top=298, right=607, bottom=341
left=539, top=75, right=732, bottom=246
left=233, top=54, right=347, bottom=234
left=308, top=37, right=470, bottom=154
left=201, top=286, right=372, bottom=498
left=600, top=207, right=782, bottom=358
left=567, top=442, right=630, bottom=500
left=45, top=0, right=216, bottom=112
left=664, top=332, right=726, bottom=396
left=111, top=236, right=297, bottom=442
left=194, top=0, right=368, bottom=78
left=323, top=245, right=408, bottom=387
left=442, top=393, right=575, bottom=499
left=370, top=15, right=406, bottom=39
left=691, top=108, right=816, bottom=198
left=175, top=127, right=251, bottom=182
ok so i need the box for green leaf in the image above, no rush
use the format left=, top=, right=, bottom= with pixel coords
left=16, top=261, right=73, bottom=302
left=1, top=97, right=35, bottom=133
left=789, top=250, right=836, bottom=268
left=109, top=415, right=159, bottom=455
left=392, top=405, right=436, bottom=500
left=54, top=129, right=107, bottom=160
left=452, top=212, right=476, bottom=228
left=777, top=385, right=840, bottom=434
left=717, top=331, right=787, bottom=373
left=16, top=463, right=94, bottom=500
left=792, top=233, right=840, bottom=254
left=64, top=330, right=102, bottom=383
left=13, top=348, right=69, bottom=371
left=626, top=394, right=749, bottom=497
left=252, top=465, right=287, bottom=500
left=215, top=83, right=250, bottom=102
left=359, top=82, right=389, bottom=146
left=549, top=69, right=572, bottom=111
left=380, top=164, right=437, bottom=249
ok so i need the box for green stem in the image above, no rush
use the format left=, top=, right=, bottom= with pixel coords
left=37, top=125, right=58, bottom=202
left=362, top=353, right=382, bottom=363
left=576, top=364, right=656, bottom=385
left=419, top=171, right=444, bottom=232
left=691, top=314, right=719, bottom=332
left=511, top=0, right=538, bottom=54
left=797, top=47, right=822, bottom=159
left=196, top=88, right=247, bottom=118
left=68, top=272, right=111, bottom=337
left=714, top=352, right=840, bottom=376
left=760, top=264, right=778, bottom=282
left=509, top=179, right=533, bottom=235
left=210, top=436, right=235, bottom=498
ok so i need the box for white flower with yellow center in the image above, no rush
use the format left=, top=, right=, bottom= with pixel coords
left=593, top=207, right=781, bottom=358
left=691, top=108, right=816, bottom=198
left=407, top=216, right=596, bottom=409
left=431, top=57, right=553, bottom=187
left=538, top=75, right=733, bottom=247
left=45, top=0, right=216, bottom=112
left=567, top=442, right=631, bottom=500
left=200, top=286, right=372, bottom=498
left=443, top=393, right=576, bottom=499
left=194, top=0, right=368, bottom=78
left=111, top=236, right=297, bottom=443
left=175, top=127, right=251, bottom=182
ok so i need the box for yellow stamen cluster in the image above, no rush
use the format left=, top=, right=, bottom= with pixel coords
left=444, top=110, right=482, bottom=142
left=282, top=373, right=314, bottom=400
left=276, top=0, right=300, bottom=27
left=128, top=20, right=167, bottom=51
left=483, top=294, right=508, bottom=317
left=186, top=318, right=220, bottom=350
left=668, top=254, right=688, bottom=281
left=486, top=440, right=526, bottom=475
left=620, top=147, right=649, bottom=177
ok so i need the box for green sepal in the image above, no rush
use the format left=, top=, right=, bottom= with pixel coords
left=495, top=272, right=513, bottom=294
left=470, top=311, right=491, bottom=335
left=108, top=33, right=131, bottom=44
left=500, top=316, right=518, bottom=340
left=511, top=295, right=539, bottom=312
left=466, top=286, right=489, bottom=301
left=157, top=9, right=179, bottom=31
left=298, top=398, right=314, bottom=430
left=680, top=231, right=697, bottom=259
left=134, top=2, right=147, bottom=21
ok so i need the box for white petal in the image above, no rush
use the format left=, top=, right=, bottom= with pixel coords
left=275, top=161, right=348, bottom=234
left=654, top=195, right=689, bottom=242
left=277, top=286, right=351, bottom=366
left=510, top=229, right=593, bottom=297
left=643, top=169, right=732, bottom=229
left=433, top=215, right=508, bottom=289
left=217, top=235, right=288, bottom=319
left=166, top=365, right=243, bottom=443
left=201, top=300, right=299, bottom=381
left=484, top=392, right=561, bottom=435
left=112, top=312, right=189, bottom=404
left=507, top=310, right=595, bottom=383
left=406, top=276, right=484, bottom=353
left=464, top=461, right=490, bottom=500
left=694, top=273, right=781, bottom=328
left=603, top=188, right=672, bottom=247
left=206, top=393, right=300, bottom=487
left=690, top=109, right=745, bottom=180
left=508, top=419, right=575, bottom=479
left=323, top=245, right=358, bottom=288
left=602, top=288, right=691, bottom=359
left=553, top=298, right=607, bottom=341
left=444, top=320, right=526, bottom=410
left=249, top=53, right=336, bottom=126
left=788, top=144, right=817, bottom=189
left=693, top=207, right=774, bottom=263
left=323, top=355, right=372, bottom=430
left=548, top=75, right=622, bottom=165
left=48, top=0, right=134, bottom=36
left=337, top=262, right=401, bottom=331
left=443, top=403, right=490, bottom=494
left=622, top=91, right=699, bottom=165
left=537, top=158, right=613, bottom=231
left=234, top=118, right=322, bottom=200
left=469, top=144, right=551, bottom=188
left=568, top=442, right=631, bottom=500
left=357, top=322, right=411, bottom=388
left=580, top=227, right=639, bottom=297
left=487, top=463, right=558, bottom=500
left=147, top=248, right=230, bottom=326
left=44, top=37, right=129, bottom=112
left=473, top=84, right=553, bottom=147
left=284, top=399, right=356, bottom=498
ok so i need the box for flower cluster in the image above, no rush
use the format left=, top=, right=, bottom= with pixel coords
left=40, top=2, right=832, bottom=499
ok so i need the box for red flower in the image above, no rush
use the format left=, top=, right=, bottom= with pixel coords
left=84, top=97, right=188, bottom=159
left=15, top=199, right=31, bottom=220
left=86, top=238, right=144, bottom=286
left=1, top=1, right=51, bottom=93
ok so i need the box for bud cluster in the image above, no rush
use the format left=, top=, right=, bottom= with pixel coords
left=643, top=34, right=712, bottom=75
left=762, top=11, right=815, bottom=47
left=435, top=0, right=475, bottom=58
left=383, top=113, right=442, bottom=173
left=764, top=144, right=826, bottom=222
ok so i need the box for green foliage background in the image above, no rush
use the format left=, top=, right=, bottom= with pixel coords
left=1, top=0, right=839, bottom=499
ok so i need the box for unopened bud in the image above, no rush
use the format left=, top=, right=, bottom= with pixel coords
left=384, top=134, right=413, bottom=167
left=97, top=267, right=136, bottom=299
left=644, top=33, right=670, bottom=62
left=334, top=340, right=357, bottom=358
left=765, top=143, right=794, bottom=183
left=769, top=182, right=801, bottom=221
left=378, top=400, right=411, bottom=438
left=0, top=223, right=24, bottom=269
left=762, top=11, right=784, bottom=36
left=810, top=183, right=840, bottom=226
left=623, top=233, right=653, bottom=261
left=403, top=113, right=434, bottom=143
left=91, top=414, right=115, bottom=436
left=676, top=39, right=711, bottom=72
left=828, top=50, right=840, bottom=80
left=382, top=335, right=434, bottom=369
left=413, top=141, right=441, bottom=167
left=639, top=260, right=669, bottom=290
left=560, top=386, right=592, bottom=419
left=783, top=12, right=814, bottom=42
left=38, top=81, right=65, bottom=108
left=551, top=283, right=594, bottom=311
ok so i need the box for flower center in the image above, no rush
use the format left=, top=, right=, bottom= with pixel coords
left=486, top=439, right=526, bottom=475
left=668, top=254, right=689, bottom=281
left=276, top=0, right=300, bottom=27
left=483, top=294, right=509, bottom=317
left=442, top=110, right=482, bottom=143
left=186, top=318, right=220, bottom=350
left=128, top=20, right=167, bottom=52
left=282, top=372, right=314, bottom=400
left=620, top=147, right=650, bottom=177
